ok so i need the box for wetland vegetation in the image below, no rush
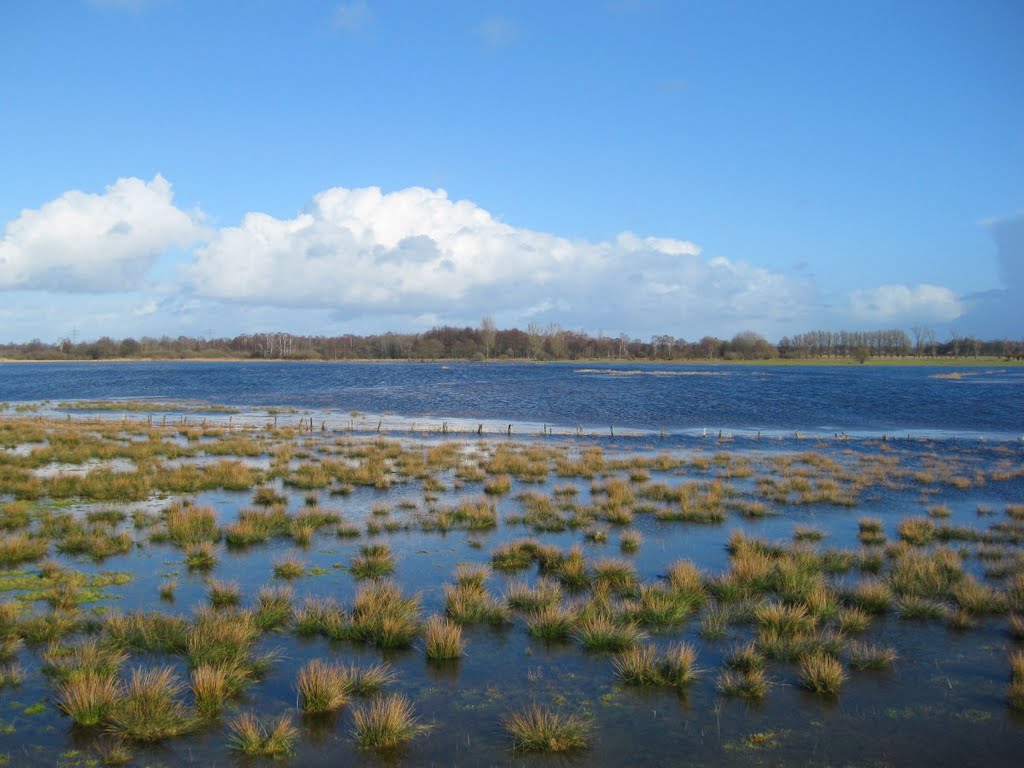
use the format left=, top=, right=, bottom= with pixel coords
left=0, top=406, right=1022, bottom=765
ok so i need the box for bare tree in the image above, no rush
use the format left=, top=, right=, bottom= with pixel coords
left=480, top=316, right=496, bottom=358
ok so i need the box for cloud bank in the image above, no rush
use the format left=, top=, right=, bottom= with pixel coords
left=0, top=175, right=203, bottom=292
left=0, top=175, right=998, bottom=340
left=187, top=185, right=813, bottom=334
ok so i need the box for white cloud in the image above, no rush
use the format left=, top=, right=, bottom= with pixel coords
left=848, top=283, right=963, bottom=323
left=0, top=175, right=204, bottom=292
left=333, top=1, right=373, bottom=32
left=188, top=184, right=812, bottom=337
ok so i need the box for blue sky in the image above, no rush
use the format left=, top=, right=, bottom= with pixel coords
left=1, top=0, right=1021, bottom=343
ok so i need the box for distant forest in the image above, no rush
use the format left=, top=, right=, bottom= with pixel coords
left=2, top=322, right=1021, bottom=362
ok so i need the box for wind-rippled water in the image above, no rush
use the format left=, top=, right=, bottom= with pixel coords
left=1, top=361, right=1022, bottom=438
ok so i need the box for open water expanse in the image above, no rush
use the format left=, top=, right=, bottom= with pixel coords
left=1, top=361, right=1022, bottom=438
left=0, top=361, right=1022, bottom=767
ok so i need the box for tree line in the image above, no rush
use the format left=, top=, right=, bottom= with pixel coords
left=2, top=322, right=1021, bottom=362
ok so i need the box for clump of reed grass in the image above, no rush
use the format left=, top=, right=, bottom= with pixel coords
left=898, top=596, right=947, bottom=620
left=793, top=525, right=825, bottom=542
left=835, top=607, right=872, bottom=634
left=953, top=576, right=1005, bottom=615
left=43, top=638, right=128, bottom=681
left=255, top=584, right=294, bottom=630
left=350, top=580, right=421, bottom=648
left=484, top=475, right=512, bottom=495
left=619, top=529, right=642, bottom=552
left=847, top=579, right=893, bottom=614
left=273, top=556, right=306, bottom=580
left=444, top=583, right=510, bottom=626
left=573, top=614, right=645, bottom=652
left=293, top=596, right=345, bottom=637
left=613, top=643, right=699, bottom=688
left=847, top=641, right=898, bottom=670
left=228, top=712, right=298, bottom=756
left=184, top=541, right=217, bottom=570
left=423, top=615, right=463, bottom=660
left=898, top=517, right=935, bottom=546
left=591, top=558, right=638, bottom=594
left=504, top=705, right=590, bottom=753
left=0, top=662, right=23, bottom=687
left=165, top=502, right=219, bottom=547
left=336, top=521, right=361, bottom=538
left=350, top=543, right=396, bottom=579
left=186, top=608, right=271, bottom=679
left=55, top=671, right=120, bottom=725
left=724, top=641, right=764, bottom=673
left=553, top=546, right=590, bottom=589
left=454, top=563, right=490, bottom=588
left=754, top=602, right=815, bottom=637
left=1010, top=681, right=1024, bottom=712
left=159, top=580, right=176, bottom=601
left=797, top=652, right=846, bottom=695
left=717, top=667, right=769, bottom=699
left=103, top=610, right=189, bottom=654
left=107, top=666, right=197, bottom=741
left=0, top=533, right=49, bottom=566
left=1009, top=614, right=1024, bottom=641
left=346, top=661, right=396, bottom=695
left=351, top=694, right=430, bottom=750
left=505, top=579, right=563, bottom=612
left=297, top=659, right=351, bottom=713
left=858, top=517, right=885, bottom=545
left=190, top=664, right=244, bottom=717
left=207, top=579, right=241, bottom=608
left=527, top=603, right=576, bottom=641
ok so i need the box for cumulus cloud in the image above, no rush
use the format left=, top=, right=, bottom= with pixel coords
left=848, top=283, right=963, bottom=323
left=0, top=175, right=203, bottom=292
left=187, top=185, right=812, bottom=336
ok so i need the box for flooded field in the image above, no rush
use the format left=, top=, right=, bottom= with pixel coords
left=0, top=408, right=1023, bottom=766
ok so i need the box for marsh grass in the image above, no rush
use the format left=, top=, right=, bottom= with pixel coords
left=423, top=615, right=463, bottom=659
left=505, top=579, right=563, bottom=612
left=183, top=541, right=217, bottom=570
left=573, top=614, right=645, bottom=652
left=798, top=652, right=846, bottom=695
left=273, top=556, right=307, bottom=580
left=724, top=641, right=764, bottom=673
left=0, top=533, right=49, bottom=566
left=107, top=666, right=197, bottom=741
left=350, top=544, right=396, bottom=579
left=55, top=672, right=120, bottom=726
left=228, top=712, right=298, bottom=756
left=835, top=607, right=872, bottom=634
left=504, top=705, right=590, bottom=753
left=898, top=596, right=947, bottom=620
left=297, top=659, right=351, bottom=713
left=717, top=667, right=769, bottom=699
left=527, top=603, right=576, bottom=641
left=207, top=579, right=241, bottom=608
left=43, top=639, right=127, bottom=681
left=189, top=664, right=246, bottom=717
left=351, top=694, right=430, bottom=750
left=103, top=610, right=188, bottom=653
left=619, top=529, right=642, bottom=552
left=444, top=583, right=510, bottom=625
left=255, top=584, right=294, bottom=630
left=351, top=580, right=421, bottom=648
left=848, top=641, right=898, bottom=670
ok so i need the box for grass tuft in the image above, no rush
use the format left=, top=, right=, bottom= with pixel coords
left=504, top=705, right=590, bottom=753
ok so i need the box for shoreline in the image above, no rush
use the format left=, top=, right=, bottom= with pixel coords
left=0, top=356, right=1020, bottom=367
